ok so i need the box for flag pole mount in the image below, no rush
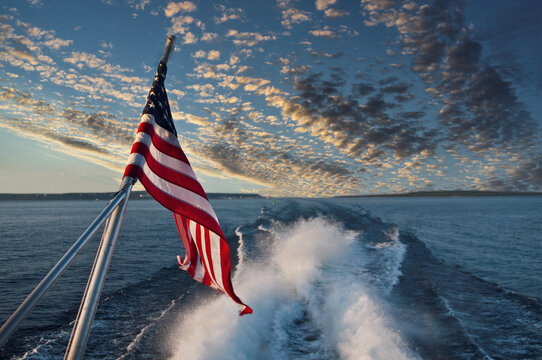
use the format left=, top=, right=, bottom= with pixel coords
left=64, top=35, right=176, bottom=360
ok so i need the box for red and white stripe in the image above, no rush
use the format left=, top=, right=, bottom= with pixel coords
left=124, top=114, right=252, bottom=315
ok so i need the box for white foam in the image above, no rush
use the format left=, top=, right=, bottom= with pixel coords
left=381, top=227, right=406, bottom=294
left=234, top=225, right=245, bottom=273
left=117, top=297, right=181, bottom=360
left=15, top=329, right=69, bottom=360
left=167, top=218, right=417, bottom=360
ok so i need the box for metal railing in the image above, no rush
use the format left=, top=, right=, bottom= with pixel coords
left=0, top=183, right=131, bottom=348
left=0, top=35, right=176, bottom=359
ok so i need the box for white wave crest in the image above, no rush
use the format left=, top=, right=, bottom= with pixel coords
left=234, top=225, right=245, bottom=273
left=167, top=218, right=417, bottom=360
left=365, top=226, right=406, bottom=295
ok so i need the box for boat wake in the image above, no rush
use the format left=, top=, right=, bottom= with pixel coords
left=3, top=199, right=541, bottom=359
left=167, top=216, right=415, bottom=360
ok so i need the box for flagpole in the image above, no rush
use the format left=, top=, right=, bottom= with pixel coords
left=160, top=34, right=176, bottom=65
left=64, top=177, right=135, bottom=360
left=64, top=35, right=176, bottom=360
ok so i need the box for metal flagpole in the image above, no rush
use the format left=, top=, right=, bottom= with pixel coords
left=64, top=35, right=176, bottom=360
left=64, top=177, right=135, bottom=360
left=0, top=189, right=129, bottom=348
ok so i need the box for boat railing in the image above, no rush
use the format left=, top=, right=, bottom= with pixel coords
left=0, top=35, right=176, bottom=360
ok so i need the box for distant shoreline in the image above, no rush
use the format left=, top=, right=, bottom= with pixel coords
left=334, top=190, right=542, bottom=198
left=0, top=191, right=263, bottom=201
left=0, top=190, right=540, bottom=201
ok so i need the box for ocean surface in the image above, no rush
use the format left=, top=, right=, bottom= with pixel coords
left=0, top=196, right=541, bottom=359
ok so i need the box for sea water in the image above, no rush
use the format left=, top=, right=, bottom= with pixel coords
left=0, top=197, right=540, bottom=359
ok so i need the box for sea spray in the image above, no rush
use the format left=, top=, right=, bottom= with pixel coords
left=365, top=226, right=406, bottom=295
left=234, top=226, right=245, bottom=273
left=168, top=217, right=416, bottom=360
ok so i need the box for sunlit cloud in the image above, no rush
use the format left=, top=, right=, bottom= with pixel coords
left=315, top=0, right=336, bottom=11
left=226, top=30, right=277, bottom=47
left=0, top=0, right=540, bottom=195
left=213, top=5, right=244, bottom=24
left=164, top=1, right=197, bottom=18
left=278, top=0, right=311, bottom=29
left=309, top=26, right=337, bottom=38
left=324, top=8, right=349, bottom=18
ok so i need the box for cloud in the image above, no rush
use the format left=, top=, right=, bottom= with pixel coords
left=507, top=153, right=542, bottom=190
left=2, top=117, right=125, bottom=173
left=4, top=47, right=38, bottom=65
left=131, top=0, right=151, bottom=11
left=0, top=89, right=136, bottom=172
left=164, top=1, right=196, bottom=17
left=325, top=8, right=349, bottom=18
left=264, top=71, right=437, bottom=165
left=214, top=5, right=244, bottom=24
left=309, top=49, right=344, bottom=59
left=23, top=25, right=55, bottom=39
left=439, top=65, right=536, bottom=151
left=207, top=50, right=220, bottom=61
left=0, top=18, right=146, bottom=110
left=100, top=41, right=114, bottom=49
left=187, top=83, right=215, bottom=97
left=352, top=82, right=375, bottom=97
left=0, top=21, right=71, bottom=70
left=169, top=15, right=194, bottom=35
left=186, top=116, right=363, bottom=196
left=281, top=64, right=311, bottom=75
left=315, top=0, right=336, bottom=11
left=201, top=33, right=218, bottom=42
left=175, top=58, right=370, bottom=195
left=169, top=89, right=185, bottom=98
left=60, top=107, right=134, bottom=145
left=26, top=0, right=43, bottom=8
left=48, top=132, right=111, bottom=155
left=192, top=50, right=206, bottom=58
left=17, top=21, right=72, bottom=50
left=43, top=38, right=73, bottom=50
left=360, top=0, right=539, bottom=160
left=183, top=32, right=197, bottom=44
left=173, top=111, right=212, bottom=127
left=64, top=51, right=132, bottom=74
left=0, top=86, right=54, bottom=115
left=226, top=30, right=277, bottom=47
left=3, top=0, right=540, bottom=195
left=309, top=26, right=337, bottom=39
left=380, top=82, right=410, bottom=94
left=278, top=0, right=311, bottom=29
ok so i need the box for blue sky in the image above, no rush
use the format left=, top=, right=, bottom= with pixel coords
left=0, top=0, right=541, bottom=196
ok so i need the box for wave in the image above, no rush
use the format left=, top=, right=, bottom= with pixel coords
left=117, top=296, right=180, bottom=360
left=167, top=217, right=416, bottom=360
left=5, top=198, right=540, bottom=359
left=234, top=225, right=245, bottom=273
left=7, top=267, right=194, bottom=360
left=390, top=231, right=542, bottom=359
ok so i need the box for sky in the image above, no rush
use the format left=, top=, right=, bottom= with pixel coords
left=0, top=0, right=541, bottom=197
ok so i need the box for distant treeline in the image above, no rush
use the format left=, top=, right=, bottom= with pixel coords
left=0, top=191, right=263, bottom=201
left=335, top=190, right=542, bottom=198
left=1, top=190, right=541, bottom=201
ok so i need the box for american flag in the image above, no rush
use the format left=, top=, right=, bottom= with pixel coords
left=124, top=61, right=252, bottom=315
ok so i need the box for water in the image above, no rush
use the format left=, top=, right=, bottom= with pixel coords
left=0, top=197, right=540, bottom=359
